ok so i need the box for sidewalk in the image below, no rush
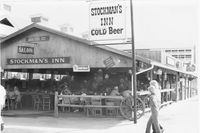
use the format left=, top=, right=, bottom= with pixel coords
left=3, top=96, right=199, bottom=133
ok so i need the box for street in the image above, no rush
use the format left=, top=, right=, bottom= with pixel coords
left=3, top=96, right=199, bottom=133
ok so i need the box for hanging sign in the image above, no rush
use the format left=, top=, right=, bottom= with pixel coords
left=166, top=56, right=175, bottom=67
left=73, top=65, right=90, bottom=72
left=89, top=1, right=126, bottom=41
left=103, top=56, right=115, bottom=68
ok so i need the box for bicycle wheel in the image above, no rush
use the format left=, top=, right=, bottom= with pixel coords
left=120, top=96, right=145, bottom=121
left=135, top=97, right=145, bottom=119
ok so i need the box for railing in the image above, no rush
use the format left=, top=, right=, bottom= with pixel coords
left=54, top=89, right=176, bottom=117
left=54, top=92, right=123, bottom=117
left=160, top=89, right=175, bottom=106
left=137, top=89, right=175, bottom=109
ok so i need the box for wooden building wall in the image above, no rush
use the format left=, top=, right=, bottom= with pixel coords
left=1, top=28, right=132, bottom=70
left=136, top=49, right=162, bottom=62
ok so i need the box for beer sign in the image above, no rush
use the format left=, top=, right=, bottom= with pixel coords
left=89, top=1, right=126, bottom=41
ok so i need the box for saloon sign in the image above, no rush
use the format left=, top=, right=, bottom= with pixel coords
left=18, top=46, right=34, bottom=54
left=89, top=1, right=126, bottom=41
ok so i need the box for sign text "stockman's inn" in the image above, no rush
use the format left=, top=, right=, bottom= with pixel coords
left=7, top=57, right=70, bottom=65
left=89, top=1, right=126, bottom=41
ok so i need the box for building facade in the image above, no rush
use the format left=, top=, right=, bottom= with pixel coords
left=135, top=47, right=196, bottom=73
left=163, top=47, right=196, bottom=66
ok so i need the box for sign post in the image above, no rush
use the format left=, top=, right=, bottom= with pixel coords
left=89, top=0, right=137, bottom=123
left=130, top=0, right=137, bottom=124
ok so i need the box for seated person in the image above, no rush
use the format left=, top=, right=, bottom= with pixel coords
left=80, top=89, right=87, bottom=104
left=122, top=89, right=132, bottom=97
left=60, top=85, right=72, bottom=112
left=7, top=87, right=15, bottom=109
left=107, top=86, right=120, bottom=106
left=61, top=85, right=72, bottom=95
left=110, top=86, right=120, bottom=96
left=7, top=88, right=15, bottom=99
left=13, top=86, right=21, bottom=109
left=105, top=87, right=111, bottom=95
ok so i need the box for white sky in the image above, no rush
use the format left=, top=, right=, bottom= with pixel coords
left=1, top=0, right=198, bottom=49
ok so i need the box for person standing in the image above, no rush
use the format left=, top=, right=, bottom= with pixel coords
left=145, top=80, right=163, bottom=133
left=0, top=85, right=6, bottom=132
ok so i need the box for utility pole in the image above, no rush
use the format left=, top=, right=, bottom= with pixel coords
left=130, top=0, right=137, bottom=124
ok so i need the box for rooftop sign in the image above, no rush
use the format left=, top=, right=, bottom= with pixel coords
left=89, top=1, right=126, bottom=41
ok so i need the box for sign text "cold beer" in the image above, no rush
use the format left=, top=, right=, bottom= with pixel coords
left=89, top=2, right=126, bottom=41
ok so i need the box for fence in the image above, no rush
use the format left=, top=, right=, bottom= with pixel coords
left=54, top=89, right=175, bottom=118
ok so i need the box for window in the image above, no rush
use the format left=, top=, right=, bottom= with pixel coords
left=186, top=55, right=191, bottom=58
left=186, top=49, right=192, bottom=52
left=179, top=55, right=185, bottom=58
left=172, top=55, right=178, bottom=58
left=179, top=50, right=184, bottom=52
left=172, top=50, right=177, bottom=52
left=165, top=50, right=171, bottom=52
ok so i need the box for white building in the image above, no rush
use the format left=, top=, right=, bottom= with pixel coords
left=164, top=47, right=196, bottom=66
left=135, top=47, right=196, bottom=73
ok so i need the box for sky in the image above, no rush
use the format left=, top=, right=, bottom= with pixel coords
left=1, top=0, right=198, bottom=49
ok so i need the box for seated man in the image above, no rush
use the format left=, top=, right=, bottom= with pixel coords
left=80, top=89, right=87, bottom=104
left=110, top=86, right=120, bottom=96
left=122, top=89, right=132, bottom=97
left=61, top=85, right=72, bottom=95
left=13, top=86, right=21, bottom=109
left=7, top=87, right=15, bottom=109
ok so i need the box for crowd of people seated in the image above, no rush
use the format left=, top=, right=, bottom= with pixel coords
left=5, top=85, right=21, bottom=110
left=2, top=69, right=139, bottom=110
left=55, top=70, right=132, bottom=98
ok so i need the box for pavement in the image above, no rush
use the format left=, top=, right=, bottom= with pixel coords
left=2, top=95, right=200, bottom=133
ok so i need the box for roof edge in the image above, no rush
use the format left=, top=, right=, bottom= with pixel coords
left=1, top=23, right=151, bottom=64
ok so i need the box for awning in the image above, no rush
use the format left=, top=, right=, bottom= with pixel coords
left=151, top=61, right=197, bottom=78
